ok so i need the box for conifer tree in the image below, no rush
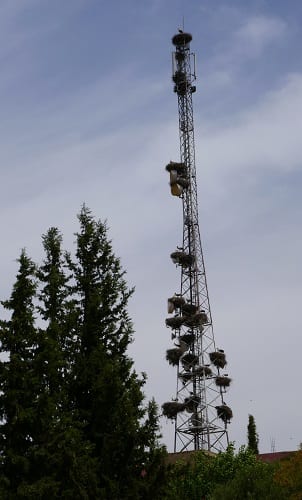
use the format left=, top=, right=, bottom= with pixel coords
left=0, top=242, right=99, bottom=498
left=247, top=414, right=259, bottom=454
left=67, top=206, right=150, bottom=498
left=138, top=398, right=168, bottom=499
left=0, top=208, right=165, bottom=498
left=0, top=251, right=38, bottom=496
left=26, top=227, right=99, bottom=498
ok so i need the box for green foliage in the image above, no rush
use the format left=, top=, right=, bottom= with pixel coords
left=211, top=459, right=286, bottom=499
left=247, top=414, right=259, bottom=454
left=165, top=445, right=287, bottom=500
left=274, top=450, right=302, bottom=499
left=66, top=207, right=149, bottom=498
left=138, top=399, right=168, bottom=500
left=0, top=251, right=38, bottom=496
left=0, top=207, right=164, bottom=498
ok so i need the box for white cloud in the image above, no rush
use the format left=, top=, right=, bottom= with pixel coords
left=200, top=72, right=302, bottom=190
left=202, top=70, right=233, bottom=91
left=235, top=15, right=287, bottom=56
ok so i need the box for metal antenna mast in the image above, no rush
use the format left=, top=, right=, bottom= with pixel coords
left=162, top=31, right=233, bottom=452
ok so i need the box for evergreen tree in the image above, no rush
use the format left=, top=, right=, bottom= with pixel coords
left=138, top=398, right=168, bottom=500
left=26, top=227, right=99, bottom=498
left=247, top=414, right=259, bottom=454
left=0, top=208, right=165, bottom=498
left=0, top=241, right=99, bottom=498
left=0, top=251, right=38, bottom=496
left=67, top=206, right=150, bottom=498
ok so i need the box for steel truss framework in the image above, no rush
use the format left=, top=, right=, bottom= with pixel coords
left=163, top=32, right=232, bottom=453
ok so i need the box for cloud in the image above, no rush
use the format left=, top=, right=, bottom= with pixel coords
left=235, top=15, right=287, bottom=56
left=196, top=11, right=289, bottom=117
left=202, top=70, right=233, bottom=91
left=199, top=72, right=302, bottom=191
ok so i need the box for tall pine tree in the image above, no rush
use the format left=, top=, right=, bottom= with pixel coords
left=0, top=251, right=38, bottom=496
left=0, top=242, right=99, bottom=498
left=67, top=206, right=150, bottom=498
left=27, top=227, right=99, bottom=498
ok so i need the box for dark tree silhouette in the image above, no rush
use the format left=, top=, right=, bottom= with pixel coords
left=0, top=208, right=166, bottom=498
left=247, top=414, right=259, bottom=454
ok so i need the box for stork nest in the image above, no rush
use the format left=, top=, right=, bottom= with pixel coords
left=168, top=295, right=186, bottom=309
left=215, top=405, right=233, bottom=423
left=215, top=376, right=231, bottom=388
left=183, top=312, right=206, bottom=328
left=165, top=316, right=184, bottom=329
left=179, top=333, right=195, bottom=346
left=209, top=351, right=227, bottom=369
left=182, top=303, right=198, bottom=315
left=170, top=251, right=195, bottom=268
left=195, top=365, right=212, bottom=377
left=162, top=401, right=186, bottom=419
left=166, top=348, right=183, bottom=366
left=165, top=161, right=186, bottom=173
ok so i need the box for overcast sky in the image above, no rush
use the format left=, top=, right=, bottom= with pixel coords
left=0, top=0, right=302, bottom=453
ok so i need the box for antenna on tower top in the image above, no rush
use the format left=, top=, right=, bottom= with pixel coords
left=162, top=31, right=232, bottom=453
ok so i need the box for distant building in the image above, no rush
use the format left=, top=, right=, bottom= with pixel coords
left=257, top=451, right=295, bottom=463
left=166, top=449, right=295, bottom=465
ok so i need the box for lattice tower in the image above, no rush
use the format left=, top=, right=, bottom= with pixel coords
left=162, top=31, right=233, bottom=452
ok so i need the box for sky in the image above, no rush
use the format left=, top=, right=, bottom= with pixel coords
left=0, top=0, right=302, bottom=453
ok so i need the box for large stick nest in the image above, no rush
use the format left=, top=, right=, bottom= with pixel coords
left=166, top=347, right=184, bottom=366
left=168, top=295, right=186, bottom=309
left=183, top=312, right=207, bottom=328
left=182, top=303, right=198, bottom=315
left=165, top=316, right=184, bottom=329
left=215, top=376, right=231, bottom=388
left=170, top=251, right=195, bottom=268
left=215, top=405, right=233, bottom=423
left=209, top=351, right=227, bottom=369
left=176, top=339, right=190, bottom=352
left=162, top=401, right=186, bottom=419
left=195, top=365, right=212, bottom=377
left=165, top=161, right=186, bottom=173
left=179, top=333, right=195, bottom=346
